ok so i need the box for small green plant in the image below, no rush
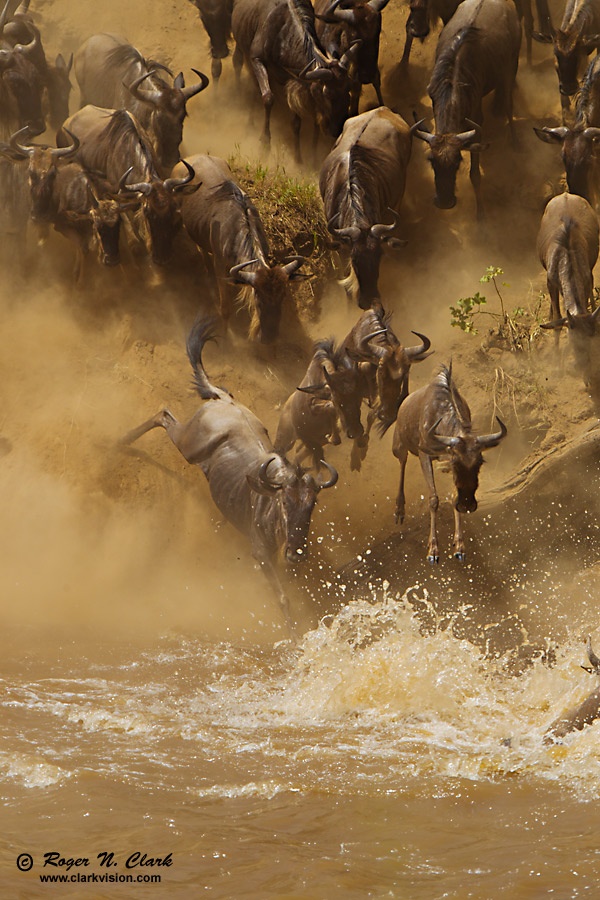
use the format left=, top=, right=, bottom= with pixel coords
left=450, top=266, right=535, bottom=351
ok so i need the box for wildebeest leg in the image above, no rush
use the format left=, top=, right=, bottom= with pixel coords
left=372, top=73, right=384, bottom=108
left=120, top=408, right=180, bottom=446
left=349, top=82, right=361, bottom=118
left=259, top=557, right=296, bottom=638
left=535, top=0, right=553, bottom=34
left=419, top=451, right=440, bottom=563
left=211, top=56, right=222, bottom=85
left=400, top=32, right=413, bottom=66
left=469, top=150, right=483, bottom=220
left=312, top=118, right=321, bottom=168
left=453, top=507, right=465, bottom=561
left=250, top=57, right=274, bottom=147
left=393, top=445, right=408, bottom=525
left=233, top=44, right=243, bottom=87
left=292, top=113, right=303, bottom=165
left=350, top=407, right=372, bottom=472
left=561, top=92, right=571, bottom=125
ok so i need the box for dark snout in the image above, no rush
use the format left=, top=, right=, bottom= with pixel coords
left=455, top=497, right=477, bottom=514
left=406, top=15, right=429, bottom=39
left=434, top=194, right=457, bottom=210
left=101, top=253, right=121, bottom=267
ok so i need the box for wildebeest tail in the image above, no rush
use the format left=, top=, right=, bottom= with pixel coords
left=186, top=316, right=223, bottom=400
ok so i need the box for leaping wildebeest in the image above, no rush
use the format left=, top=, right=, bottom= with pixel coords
left=537, top=191, right=600, bottom=386
left=413, top=0, right=521, bottom=218
left=188, top=0, right=234, bottom=85
left=534, top=55, right=600, bottom=204
left=321, top=106, right=416, bottom=309
left=73, top=33, right=209, bottom=174
left=314, top=0, right=391, bottom=114
left=544, top=636, right=600, bottom=742
left=120, top=318, right=338, bottom=634
left=342, top=304, right=432, bottom=469
left=231, top=0, right=360, bottom=163
left=57, top=105, right=200, bottom=266
left=533, top=0, right=600, bottom=121
left=392, top=363, right=506, bottom=563
left=275, top=337, right=365, bottom=467
left=175, top=153, right=308, bottom=343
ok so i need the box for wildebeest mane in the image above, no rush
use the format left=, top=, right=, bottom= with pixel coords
left=436, top=363, right=472, bottom=431
left=429, top=26, right=482, bottom=113
left=346, top=143, right=390, bottom=224
left=209, top=180, right=269, bottom=263
left=574, top=56, right=600, bottom=126
left=288, top=0, right=327, bottom=61
left=104, top=42, right=171, bottom=88
left=314, top=337, right=349, bottom=369
left=102, top=109, right=156, bottom=173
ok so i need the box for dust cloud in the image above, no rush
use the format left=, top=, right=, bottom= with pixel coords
left=0, top=0, right=598, bottom=656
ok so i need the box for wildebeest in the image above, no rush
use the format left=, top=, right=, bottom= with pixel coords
left=343, top=303, right=432, bottom=469
left=74, top=33, right=209, bottom=174
left=392, top=363, right=506, bottom=562
left=175, top=153, right=307, bottom=343
left=231, top=0, right=360, bottom=163
left=400, top=0, right=462, bottom=66
left=120, top=317, right=338, bottom=633
left=537, top=192, right=600, bottom=385
left=0, top=13, right=44, bottom=134
left=321, top=107, right=417, bottom=309
left=533, top=0, right=600, bottom=120
left=275, top=337, right=365, bottom=467
left=534, top=55, right=600, bottom=203
left=188, top=0, right=234, bottom=83
left=413, top=0, right=521, bottom=218
left=57, top=105, right=199, bottom=266
left=314, top=0, right=390, bottom=113
left=0, top=0, right=72, bottom=129
left=544, top=636, right=600, bottom=742
left=1, top=125, right=130, bottom=277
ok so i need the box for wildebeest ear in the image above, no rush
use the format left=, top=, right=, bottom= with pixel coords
left=174, top=72, right=185, bottom=90
left=582, top=35, right=600, bottom=53
left=532, top=31, right=554, bottom=43
left=382, top=236, right=408, bottom=249
left=466, top=142, right=489, bottom=153
left=178, top=181, right=202, bottom=195
left=540, top=317, right=568, bottom=329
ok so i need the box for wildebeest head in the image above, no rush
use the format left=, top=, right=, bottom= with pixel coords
left=0, top=32, right=45, bottom=133
left=192, top=0, right=232, bottom=60
left=405, top=0, right=431, bottom=40
left=535, top=27, right=600, bottom=97
left=46, top=52, right=73, bottom=131
left=534, top=124, right=600, bottom=202
left=299, top=338, right=365, bottom=439
left=430, top=417, right=507, bottom=513
left=301, top=42, right=362, bottom=138
left=125, top=68, right=209, bottom=171
left=329, top=210, right=406, bottom=309
left=2, top=125, right=79, bottom=223
left=316, top=0, right=390, bottom=83
left=414, top=121, right=485, bottom=209
left=247, top=456, right=338, bottom=563
left=120, top=159, right=201, bottom=265
left=228, top=256, right=308, bottom=344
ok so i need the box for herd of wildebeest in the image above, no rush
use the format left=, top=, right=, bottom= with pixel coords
left=2, top=0, right=600, bottom=686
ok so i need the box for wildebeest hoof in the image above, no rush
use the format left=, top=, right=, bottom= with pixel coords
left=454, top=551, right=465, bottom=562
left=427, top=554, right=439, bottom=565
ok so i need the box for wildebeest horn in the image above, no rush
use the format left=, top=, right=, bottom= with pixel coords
left=230, top=259, right=260, bottom=276
left=318, top=0, right=359, bottom=25
left=533, top=125, right=569, bottom=143
left=258, top=457, right=283, bottom=490
left=164, top=159, right=195, bottom=191
left=409, top=118, right=427, bottom=137
left=428, top=415, right=460, bottom=447
left=464, top=118, right=482, bottom=138
left=339, top=39, right=363, bottom=71
left=592, top=305, right=600, bottom=321
left=477, top=416, right=507, bottom=449
left=13, top=22, right=39, bottom=57
left=414, top=128, right=435, bottom=145
left=370, top=209, right=400, bottom=238
left=51, top=127, right=80, bottom=158
left=9, top=125, right=34, bottom=158
left=328, top=213, right=361, bottom=242
left=181, top=68, right=210, bottom=100
left=368, top=0, right=391, bottom=10
left=303, top=63, right=334, bottom=82
left=125, top=70, right=162, bottom=104
left=317, top=460, right=338, bottom=489
left=404, top=331, right=432, bottom=360
left=583, top=127, right=600, bottom=140
left=119, top=167, right=153, bottom=196
left=281, top=256, right=307, bottom=276
left=14, top=0, right=30, bottom=15
left=0, top=0, right=10, bottom=32
left=454, top=128, right=478, bottom=148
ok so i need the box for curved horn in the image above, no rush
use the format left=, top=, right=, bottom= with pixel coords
left=303, top=64, right=334, bottom=82
left=125, top=70, right=162, bottom=105
left=0, top=0, right=10, bottom=33
left=181, top=68, right=210, bottom=100
left=434, top=433, right=461, bottom=448
left=339, top=39, right=363, bottom=71
left=587, top=636, right=600, bottom=672
left=317, top=460, right=338, bottom=489
left=13, top=22, right=39, bottom=57
left=414, top=128, right=435, bottom=145
left=258, top=457, right=283, bottom=490
left=404, top=331, right=431, bottom=359
left=368, top=0, right=391, bottom=10
left=229, top=259, right=260, bottom=277
left=163, top=158, right=195, bottom=191
left=409, top=117, right=427, bottom=137
left=370, top=209, right=400, bottom=239
left=119, top=166, right=153, bottom=196
left=583, top=126, right=600, bottom=140
left=454, top=128, right=478, bottom=148
left=281, top=255, right=307, bottom=276
left=328, top=214, right=361, bottom=242
left=321, top=0, right=359, bottom=25
left=534, top=125, right=569, bottom=143
left=477, top=416, right=507, bottom=449
left=51, top=126, right=80, bottom=158
left=9, top=125, right=34, bottom=158
left=592, top=305, right=600, bottom=321
left=464, top=118, right=482, bottom=138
